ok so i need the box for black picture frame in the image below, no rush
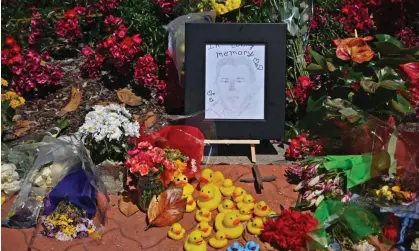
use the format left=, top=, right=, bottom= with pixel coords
left=184, top=23, right=286, bottom=140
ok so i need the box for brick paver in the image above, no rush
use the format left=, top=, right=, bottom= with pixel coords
left=1, top=165, right=297, bottom=251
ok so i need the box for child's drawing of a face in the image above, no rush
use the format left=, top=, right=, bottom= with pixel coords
left=216, top=64, right=253, bottom=111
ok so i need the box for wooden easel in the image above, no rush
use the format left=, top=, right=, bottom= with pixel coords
left=204, top=139, right=260, bottom=163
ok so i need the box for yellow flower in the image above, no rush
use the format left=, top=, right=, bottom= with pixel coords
left=381, top=185, right=389, bottom=193
left=375, top=189, right=381, bottom=196
left=391, top=186, right=401, bottom=192
left=1, top=78, right=8, bottom=87
left=18, top=96, right=25, bottom=105
left=1, top=196, right=5, bottom=205
left=176, top=159, right=187, bottom=170
left=88, top=228, right=95, bottom=234
left=10, top=99, right=20, bottom=109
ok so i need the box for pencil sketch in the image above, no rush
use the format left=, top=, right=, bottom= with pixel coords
left=205, top=44, right=265, bottom=120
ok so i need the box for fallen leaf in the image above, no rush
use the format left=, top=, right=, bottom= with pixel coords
left=57, top=87, right=82, bottom=116
left=14, top=120, right=30, bottom=136
left=118, top=192, right=140, bottom=217
left=117, top=88, right=142, bottom=106
left=145, top=187, right=186, bottom=230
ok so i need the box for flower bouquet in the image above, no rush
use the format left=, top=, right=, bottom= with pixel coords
left=125, top=141, right=189, bottom=211
left=260, top=208, right=318, bottom=251
left=285, top=159, right=352, bottom=209
left=41, top=200, right=96, bottom=241
left=78, top=104, right=140, bottom=193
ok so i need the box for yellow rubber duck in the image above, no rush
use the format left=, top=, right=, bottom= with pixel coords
left=209, top=231, right=228, bottom=249
left=218, top=199, right=237, bottom=213
left=220, top=179, right=235, bottom=197
left=197, top=183, right=222, bottom=211
left=196, top=208, right=212, bottom=222
left=196, top=221, right=213, bottom=237
left=174, top=174, right=195, bottom=198
left=253, top=201, right=271, bottom=217
left=238, top=207, right=253, bottom=222
left=184, top=230, right=207, bottom=251
left=215, top=211, right=244, bottom=239
left=168, top=223, right=185, bottom=241
left=199, top=168, right=225, bottom=187
left=232, top=187, right=247, bottom=203
left=247, top=218, right=264, bottom=235
left=185, top=195, right=197, bottom=213
left=237, top=194, right=255, bottom=211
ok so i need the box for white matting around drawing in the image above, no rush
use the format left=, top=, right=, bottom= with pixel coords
left=205, top=44, right=265, bottom=120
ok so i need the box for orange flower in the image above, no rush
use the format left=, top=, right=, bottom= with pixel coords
left=333, top=36, right=375, bottom=64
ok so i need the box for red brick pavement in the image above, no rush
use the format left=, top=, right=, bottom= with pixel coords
left=1, top=165, right=297, bottom=251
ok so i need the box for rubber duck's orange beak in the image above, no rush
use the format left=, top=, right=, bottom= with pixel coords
left=231, top=205, right=236, bottom=209
left=199, top=177, right=209, bottom=183
left=195, top=239, right=203, bottom=244
left=202, top=228, right=209, bottom=232
left=203, top=212, right=210, bottom=217
left=233, top=219, right=240, bottom=225
left=262, top=205, right=268, bottom=211
left=225, top=234, right=230, bottom=238
left=200, top=193, right=210, bottom=200
left=178, top=180, right=187, bottom=186
left=187, top=200, right=194, bottom=205
left=175, top=230, right=181, bottom=235
left=233, top=193, right=240, bottom=197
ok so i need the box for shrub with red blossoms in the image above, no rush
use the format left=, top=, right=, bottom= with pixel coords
left=28, top=11, right=43, bottom=45
left=134, top=54, right=159, bottom=87
left=153, top=0, right=179, bottom=14
left=395, top=27, right=419, bottom=48
left=104, top=15, right=128, bottom=38
left=80, top=46, right=106, bottom=78
left=339, top=0, right=375, bottom=33
left=261, top=209, right=318, bottom=251
left=285, top=132, right=323, bottom=160
left=6, top=50, right=64, bottom=95
left=55, top=9, right=82, bottom=41
left=94, top=0, right=123, bottom=13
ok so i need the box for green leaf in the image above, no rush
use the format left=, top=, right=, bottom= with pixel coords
left=375, top=57, right=418, bottom=68
left=58, top=118, right=69, bottom=131
left=307, top=96, right=326, bottom=112
left=112, top=145, right=122, bottom=153
left=305, top=63, right=324, bottom=72
left=391, top=95, right=415, bottom=114
left=376, top=67, right=401, bottom=82
left=375, top=34, right=406, bottom=49
left=360, top=80, right=379, bottom=93
left=379, top=80, right=407, bottom=91
left=374, top=42, right=402, bottom=55
left=309, top=50, right=328, bottom=71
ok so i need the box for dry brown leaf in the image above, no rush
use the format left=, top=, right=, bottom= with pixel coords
left=14, top=120, right=30, bottom=136
left=117, top=88, right=142, bottom=106
left=118, top=192, right=140, bottom=217
left=58, top=87, right=82, bottom=116
left=145, top=187, right=186, bottom=230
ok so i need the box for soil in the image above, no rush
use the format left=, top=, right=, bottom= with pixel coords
left=2, top=58, right=162, bottom=143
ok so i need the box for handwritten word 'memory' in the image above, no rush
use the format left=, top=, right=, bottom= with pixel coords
left=216, top=50, right=254, bottom=58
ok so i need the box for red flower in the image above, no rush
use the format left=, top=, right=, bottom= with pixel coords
left=64, top=9, right=77, bottom=18
left=261, top=209, right=318, bottom=251
left=134, top=54, right=159, bottom=87
left=400, top=62, right=419, bottom=85
left=4, top=36, right=17, bottom=46
left=383, top=224, right=399, bottom=243
left=55, top=12, right=82, bottom=41
left=285, top=132, right=323, bottom=160
left=153, top=0, right=179, bottom=14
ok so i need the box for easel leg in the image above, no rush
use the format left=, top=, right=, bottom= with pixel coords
left=250, top=144, right=256, bottom=163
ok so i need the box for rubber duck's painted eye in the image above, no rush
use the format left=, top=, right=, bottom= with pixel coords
left=209, top=174, right=212, bottom=178
left=201, top=190, right=204, bottom=192
left=183, top=177, right=187, bottom=180
left=208, top=191, right=211, bottom=193
left=176, top=178, right=180, bottom=181
left=225, top=205, right=228, bottom=208
left=230, top=217, right=233, bottom=220
left=241, top=191, right=244, bottom=194
left=220, top=236, right=223, bottom=239
left=194, top=237, right=196, bottom=240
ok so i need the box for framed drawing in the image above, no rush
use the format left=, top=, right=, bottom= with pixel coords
left=184, top=23, right=286, bottom=140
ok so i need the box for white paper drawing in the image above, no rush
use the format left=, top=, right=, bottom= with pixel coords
left=205, top=44, right=265, bottom=120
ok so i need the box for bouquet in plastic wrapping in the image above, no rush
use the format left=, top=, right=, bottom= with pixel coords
left=2, top=136, right=110, bottom=242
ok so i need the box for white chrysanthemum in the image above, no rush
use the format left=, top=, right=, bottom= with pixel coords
left=78, top=104, right=140, bottom=142
left=1, top=163, right=22, bottom=194
left=2, top=180, right=21, bottom=194
left=55, top=232, right=73, bottom=242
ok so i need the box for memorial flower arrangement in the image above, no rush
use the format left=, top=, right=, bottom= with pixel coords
left=78, top=104, right=140, bottom=164
left=41, top=200, right=96, bottom=241
left=125, top=141, right=189, bottom=186
left=285, top=161, right=351, bottom=208
left=260, top=208, right=318, bottom=250
left=1, top=163, right=22, bottom=195
left=1, top=79, right=25, bottom=128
